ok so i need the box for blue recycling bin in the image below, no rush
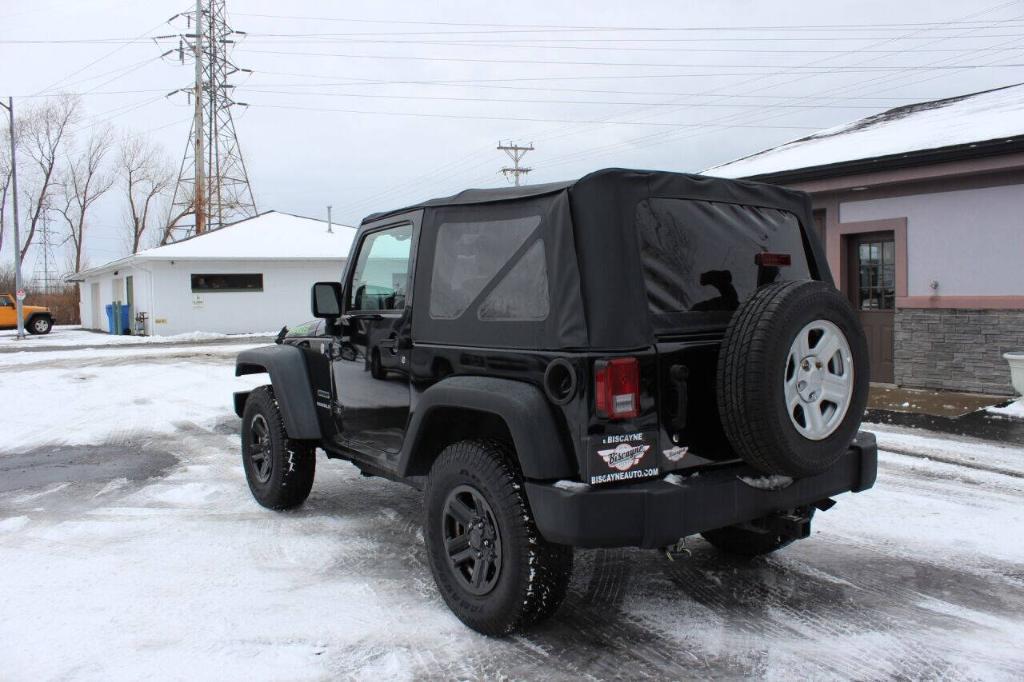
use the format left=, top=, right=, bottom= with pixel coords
left=104, top=304, right=132, bottom=335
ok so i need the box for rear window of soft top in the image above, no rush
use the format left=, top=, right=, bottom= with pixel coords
left=635, top=198, right=811, bottom=331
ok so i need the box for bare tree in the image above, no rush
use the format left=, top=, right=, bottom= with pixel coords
left=119, top=132, right=172, bottom=254
left=55, top=126, right=114, bottom=274
left=19, top=94, right=79, bottom=265
left=0, top=137, right=10, bottom=255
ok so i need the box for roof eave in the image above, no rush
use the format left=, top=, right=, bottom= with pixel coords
left=70, top=254, right=138, bottom=280
left=737, top=136, right=1024, bottom=186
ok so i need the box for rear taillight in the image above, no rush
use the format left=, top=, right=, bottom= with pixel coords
left=594, top=357, right=640, bottom=420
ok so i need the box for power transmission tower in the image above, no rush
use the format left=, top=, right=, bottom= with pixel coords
left=497, top=141, right=533, bottom=186
left=32, top=216, right=61, bottom=295
left=165, top=0, right=257, bottom=243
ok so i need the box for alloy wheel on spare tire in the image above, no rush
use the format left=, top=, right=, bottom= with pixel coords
left=716, top=280, right=869, bottom=478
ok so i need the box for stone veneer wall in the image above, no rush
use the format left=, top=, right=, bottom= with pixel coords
left=894, top=308, right=1024, bottom=395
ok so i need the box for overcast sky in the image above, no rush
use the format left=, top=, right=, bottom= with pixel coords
left=2, top=0, right=1022, bottom=273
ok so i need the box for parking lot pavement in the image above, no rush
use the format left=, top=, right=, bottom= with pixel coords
left=2, top=346, right=1023, bottom=680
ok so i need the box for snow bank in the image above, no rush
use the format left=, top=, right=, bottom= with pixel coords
left=0, top=325, right=275, bottom=349
left=986, top=398, right=1024, bottom=420
left=0, top=342, right=262, bottom=368
left=867, top=422, right=1024, bottom=477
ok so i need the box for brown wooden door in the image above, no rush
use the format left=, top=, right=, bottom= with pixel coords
left=847, top=233, right=895, bottom=383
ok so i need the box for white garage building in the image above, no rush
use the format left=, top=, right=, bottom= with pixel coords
left=72, top=211, right=356, bottom=336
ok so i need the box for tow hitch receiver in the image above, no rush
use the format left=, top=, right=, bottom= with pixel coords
left=756, top=511, right=812, bottom=540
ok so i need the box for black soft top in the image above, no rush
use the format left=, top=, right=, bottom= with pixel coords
left=370, top=169, right=828, bottom=350
left=363, top=168, right=812, bottom=224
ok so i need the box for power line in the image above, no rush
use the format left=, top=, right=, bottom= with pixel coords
left=231, top=12, right=1024, bottom=33
left=238, top=87, right=931, bottom=110
left=534, top=3, right=1024, bottom=173
left=242, top=47, right=1024, bottom=71
left=11, top=30, right=1024, bottom=45
left=391, top=0, right=1017, bottom=181
left=250, top=102, right=821, bottom=129
left=235, top=39, right=1024, bottom=54
left=30, top=14, right=182, bottom=97
left=246, top=70, right=933, bottom=99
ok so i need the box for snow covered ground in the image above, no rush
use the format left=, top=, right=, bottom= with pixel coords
left=0, top=325, right=275, bottom=349
left=987, top=397, right=1024, bottom=420
left=1, top=345, right=1023, bottom=680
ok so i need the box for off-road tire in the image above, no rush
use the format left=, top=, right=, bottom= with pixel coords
left=241, top=385, right=316, bottom=510
left=27, top=315, right=52, bottom=335
left=424, top=439, right=573, bottom=635
left=717, top=280, right=869, bottom=477
left=369, top=347, right=387, bottom=380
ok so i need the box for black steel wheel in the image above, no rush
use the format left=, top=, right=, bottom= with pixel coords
left=441, top=484, right=503, bottom=596
left=424, top=439, right=573, bottom=636
left=241, top=385, right=316, bottom=510
left=248, top=414, right=274, bottom=484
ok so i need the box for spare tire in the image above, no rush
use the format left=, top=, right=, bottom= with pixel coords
left=717, top=280, right=869, bottom=477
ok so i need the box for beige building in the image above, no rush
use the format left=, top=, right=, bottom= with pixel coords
left=707, top=84, right=1024, bottom=395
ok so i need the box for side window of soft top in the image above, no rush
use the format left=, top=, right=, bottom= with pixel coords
left=347, top=223, right=414, bottom=312
left=428, top=215, right=548, bottom=321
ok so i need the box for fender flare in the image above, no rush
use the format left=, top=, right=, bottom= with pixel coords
left=398, top=375, right=575, bottom=481
left=235, top=345, right=321, bottom=440
left=26, top=312, right=53, bottom=325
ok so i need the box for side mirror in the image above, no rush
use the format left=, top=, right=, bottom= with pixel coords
left=311, top=281, right=343, bottom=319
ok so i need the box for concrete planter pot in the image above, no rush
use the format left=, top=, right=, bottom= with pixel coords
left=1005, top=352, right=1024, bottom=396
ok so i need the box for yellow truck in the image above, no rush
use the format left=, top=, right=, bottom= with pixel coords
left=0, top=293, right=53, bottom=334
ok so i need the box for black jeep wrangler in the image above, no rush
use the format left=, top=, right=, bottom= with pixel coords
left=234, top=168, right=877, bottom=635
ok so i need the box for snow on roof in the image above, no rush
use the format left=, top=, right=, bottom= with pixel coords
left=138, top=210, right=355, bottom=261
left=705, top=83, right=1024, bottom=179
left=76, top=211, right=356, bottom=278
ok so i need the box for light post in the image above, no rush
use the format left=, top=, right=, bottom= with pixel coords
left=1, top=96, right=25, bottom=339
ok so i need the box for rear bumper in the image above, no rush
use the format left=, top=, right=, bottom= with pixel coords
left=525, top=432, right=878, bottom=548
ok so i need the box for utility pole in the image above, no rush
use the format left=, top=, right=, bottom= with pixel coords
left=326, top=205, right=333, bottom=234
left=2, top=97, right=25, bottom=340
left=193, top=0, right=205, bottom=235
left=165, top=0, right=256, bottom=243
left=497, top=141, right=534, bottom=186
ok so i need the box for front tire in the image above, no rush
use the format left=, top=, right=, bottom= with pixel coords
left=27, top=316, right=52, bottom=335
left=241, top=385, right=315, bottom=510
left=369, top=347, right=387, bottom=380
left=424, top=439, right=573, bottom=635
